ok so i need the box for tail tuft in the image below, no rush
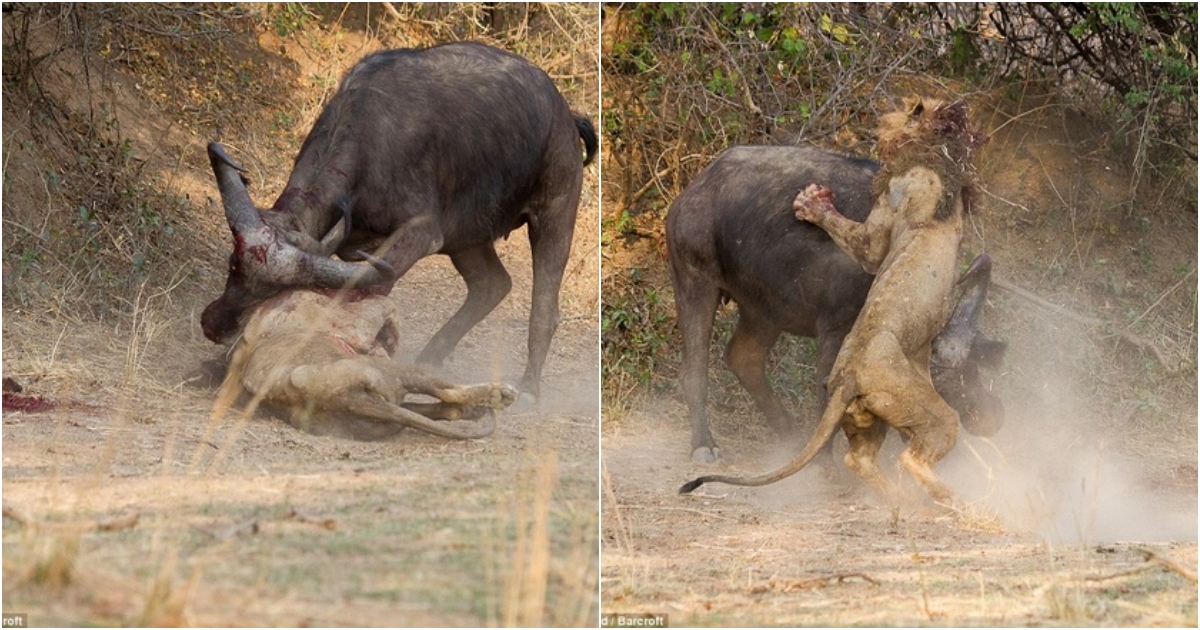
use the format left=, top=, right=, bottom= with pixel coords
left=678, top=478, right=706, bottom=494
left=574, top=114, right=598, bottom=166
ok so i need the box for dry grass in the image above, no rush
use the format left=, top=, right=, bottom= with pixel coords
left=600, top=4, right=1197, bottom=443
left=498, top=451, right=556, bottom=627
left=3, top=3, right=599, bottom=626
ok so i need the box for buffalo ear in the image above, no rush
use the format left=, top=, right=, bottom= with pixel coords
left=907, top=95, right=925, bottom=118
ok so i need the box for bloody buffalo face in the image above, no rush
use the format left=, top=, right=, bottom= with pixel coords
left=200, top=143, right=390, bottom=343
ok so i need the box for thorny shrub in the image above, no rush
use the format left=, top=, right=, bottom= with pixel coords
left=600, top=2, right=1197, bottom=407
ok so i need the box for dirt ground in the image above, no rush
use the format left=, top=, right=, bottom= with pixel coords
left=2, top=4, right=599, bottom=627
left=3, top=261, right=600, bottom=626
left=602, top=402, right=1196, bottom=627
left=600, top=94, right=1198, bottom=625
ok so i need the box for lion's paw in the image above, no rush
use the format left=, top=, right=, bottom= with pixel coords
left=488, top=384, right=519, bottom=410
left=455, top=383, right=518, bottom=410
left=793, top=183, right=836, bottom=223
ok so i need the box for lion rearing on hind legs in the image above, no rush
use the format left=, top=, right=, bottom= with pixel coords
left=681, top=97, right=989, bottom=509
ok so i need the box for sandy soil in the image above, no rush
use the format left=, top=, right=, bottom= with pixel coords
left=601, top=394, right=1196, bottom=627
left=599, top=77, right=1197, bottom=629
left=2, top=243, right=600, bottom=627
left=1, top=4, right=601, bottom=626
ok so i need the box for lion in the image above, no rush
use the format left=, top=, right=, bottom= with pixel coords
left=681, top=97, right=988, bottom=507
left=218, top=288, right=517, bottom=441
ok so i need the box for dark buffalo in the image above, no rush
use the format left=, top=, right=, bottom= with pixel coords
left=666, top=145, right=1005, bottom=463
left=203, top=42, right=597, bottom=398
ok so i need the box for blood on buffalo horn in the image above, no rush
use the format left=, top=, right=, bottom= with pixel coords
left=208, top=142, right=262, bottom=235
left=206, top=142, right=390, bottom=289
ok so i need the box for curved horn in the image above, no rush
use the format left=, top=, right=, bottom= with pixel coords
left=304, top=252, right=390, bottom=288
left=352, top=250, right=395, bottom=278
left=956, top=253, right=992, bottom=286
left=207, top=142, right=389, bottom=290
left=313, top=194, right=358, bottom=256
left=316, top=218, right=347, bottom=256
left=207, top=142, right=263, bottom=234
left=932, top=254, right=994, bottom=369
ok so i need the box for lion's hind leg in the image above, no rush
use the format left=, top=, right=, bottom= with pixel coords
left=416, top=382, right=518, bottom=411
left=400, top=400, right=485, bottom=421
left=334, top=391, right=497, bottom=440
left=842, top=411, right=903, bottom=516
left=396, top=381, right=517, bottom=423
left=364, top=357, right=518, bottom=413
left=853, top=335, right=961, bottom=506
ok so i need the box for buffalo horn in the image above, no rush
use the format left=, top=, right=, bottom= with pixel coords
left=208, top=142, right=388, bottom=289
left=207, top=142, right=264, bottom=234
left=304, top=252, right=390, bottom=288
left=932, top=254, right=993, bottom=369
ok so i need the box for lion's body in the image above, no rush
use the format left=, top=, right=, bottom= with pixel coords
left=222, top=290, right=515, bottom=441
left=680, top=97, right=986, bottom=506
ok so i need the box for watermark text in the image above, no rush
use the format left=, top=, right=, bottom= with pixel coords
left=601, top=613, right=668, bottom=628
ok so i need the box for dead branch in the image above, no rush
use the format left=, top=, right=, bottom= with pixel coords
left=1084, top=548, right=1198, bottom=584
left=3, top=503, right=30, bottom=526
left=993, top=277, right=1175, bottom=371
left=288, top=506, right=339, bottom=531
left=1084, top=563, right=1160, bottom=583
left=3, top=503, right=139, bottom=532
left=992, top=277, right=1102, bottom=326
left=629, top=154, right=704, bottom=206
left=1124, top=267, right=1196, bottom=330
left=380, top=2, right=402, bottom=21
left=96, top=513, right=139, bottom=532
left=1139, top=547, right=1198, bottom=584
left=621, top=504, right=738, bottom=522
left=752, top=572, right=880, bottom=593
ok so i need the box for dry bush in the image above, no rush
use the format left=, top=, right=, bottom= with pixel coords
left=3, top=4, right=599, bottom=625
left=600, top=3, right=1197, bottom=423
left=604, top=3, right=1195, bottom=216
left=2, top=2, right=600, bottom=390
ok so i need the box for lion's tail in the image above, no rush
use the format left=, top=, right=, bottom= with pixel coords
left=679, top=385, right=849, bottom=494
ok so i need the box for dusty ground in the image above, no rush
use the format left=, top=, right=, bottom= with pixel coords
left=600, top=92, right=1198, bottom=625
left=3, top=268, right=600, bottom=626
left=603, top=402, right=1196, bottom=627
left=2, top=4, right=599, bottom=626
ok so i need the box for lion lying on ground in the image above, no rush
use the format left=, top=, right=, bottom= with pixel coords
left=218, top=289, right=517, bottom=440
left=681, top=97, right=988, bottom=507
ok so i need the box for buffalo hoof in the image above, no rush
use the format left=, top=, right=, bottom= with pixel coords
left=691, top=446, right=723, bottom=463
left=510, top=390, right=538, bottom=413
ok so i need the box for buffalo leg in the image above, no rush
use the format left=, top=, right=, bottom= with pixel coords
left=372, top=213, right=447, bottom=287
left=671, top=265, right=722, bottom=462
left=521, top=189, right=579, bottom=400
left=724, top=312, right=792, bottom=438
left=417, top=244, right=512, bottom=367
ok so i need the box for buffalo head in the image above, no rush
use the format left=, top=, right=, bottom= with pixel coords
left=200, top=143, right=392, bottom=343
left=931, top=253, right=1007, bottom=437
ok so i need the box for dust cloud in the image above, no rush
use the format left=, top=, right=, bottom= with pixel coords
left=939, top=373, right=1197, bottom=544
left=694, top=357, right=1197, bottom=544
